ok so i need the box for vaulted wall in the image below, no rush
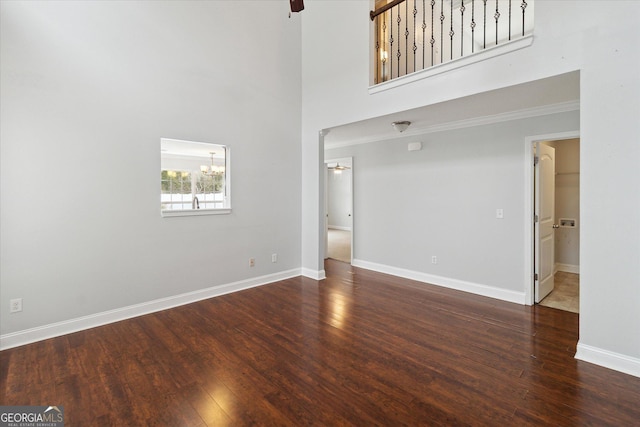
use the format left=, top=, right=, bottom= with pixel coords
left=0, top=1, right=302, bottom=343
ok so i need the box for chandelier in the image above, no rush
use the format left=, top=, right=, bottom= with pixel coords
left=200, top=152, right=225, bottom=177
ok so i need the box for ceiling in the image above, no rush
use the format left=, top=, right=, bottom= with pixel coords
left=161, top=138, right=226, bottom=159
left=323, top=71, right=580, bottom=148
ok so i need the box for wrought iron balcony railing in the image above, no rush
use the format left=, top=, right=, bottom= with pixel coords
left=371, top=0, right=533, bottom=85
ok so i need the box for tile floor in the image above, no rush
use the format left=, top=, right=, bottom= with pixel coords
left=539, top=271, right=580, bottom=313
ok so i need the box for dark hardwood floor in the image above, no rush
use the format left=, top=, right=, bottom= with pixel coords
left=2, top=259, right=640, bottom=426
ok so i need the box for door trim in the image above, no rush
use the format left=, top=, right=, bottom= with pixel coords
left=524, top=131, right=579, bottom=306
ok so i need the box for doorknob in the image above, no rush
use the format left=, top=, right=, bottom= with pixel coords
left=552, top=224, right=560, bottom=229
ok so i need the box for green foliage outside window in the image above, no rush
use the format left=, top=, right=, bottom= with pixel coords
left=196, top=174, right=224, bottom=194
left=161, top=170, right=192, bottom=194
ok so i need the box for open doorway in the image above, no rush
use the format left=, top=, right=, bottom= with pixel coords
left=325, top=157, right=353, bottom=263
left=533, top=138, right=580, bottom=313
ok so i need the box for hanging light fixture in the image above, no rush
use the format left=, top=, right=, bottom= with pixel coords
left=334, top=163, right=350, bottom=171
left=328, top=162, right=351, bottom=175
left=200, top=152, right=225, bottom=176
left=328, top=162, right=351, bottom=171
left=392, top=120, right=411, bottom=133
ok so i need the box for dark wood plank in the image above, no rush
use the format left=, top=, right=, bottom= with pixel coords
left=2, top=259, right=640, bottom=426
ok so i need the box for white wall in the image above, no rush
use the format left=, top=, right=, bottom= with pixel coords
left=302, top=1, right=640, bottom=376
left=0, top=1, right=302, bottom=342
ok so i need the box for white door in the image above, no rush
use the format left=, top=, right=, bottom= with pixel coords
left=535, top=143, right=556, bottom=303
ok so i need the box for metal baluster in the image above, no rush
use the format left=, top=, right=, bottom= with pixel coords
left=389, top=9, right=394, bottom=79
left=430, top=0, right=435, bottom=66
left=449, top=0, right=454, bottom=60
left=413, top=1, right=418, bottom=74
left=397, top=5, right=401, bottom=76
left=383, top=14, right=387, bottom=81
left=440, top=0, right=444, bottom=64
left=494, top=0, right=500, bottom=45
left=508, top=0, right=512, bottom=40
left=422, top=0, right=427, bottom=70
left=483, top=0, right=487, bottom=50
left=521, top=0, right=527, bottom=36
left=368, top=0, right=535, bottom=80
left=471, top=0, right=476, bottom=53
left=375, top=17, right=380, bottom=83
left=405, top=2, right=409, bottom=75
left=460, top=1, right=466, bottom=57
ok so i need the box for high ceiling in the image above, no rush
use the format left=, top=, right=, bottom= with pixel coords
left=161, top=138, right=226, bottom=159
left=323, top=71, right=580, bottom=148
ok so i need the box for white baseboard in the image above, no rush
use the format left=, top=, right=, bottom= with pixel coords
left=576, top=342, right=640, bottom=378
left=302, top=268, right=326, bottom=280
left=352, top=259, right=526, bottom=305
left=0, top=268, right=301, bottom=351
left=555, top=263, right=580, bottom=274
left=328, top=226, right=351, bottom=231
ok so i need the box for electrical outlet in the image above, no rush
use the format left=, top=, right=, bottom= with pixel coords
left=10, top=298, right=22, bottom=313
left=431, top=256, right=437, bottom=264
left=271, top=253, right=277, bottom=263
left=496, top=208, right=504, bottom=219
left=249, top=258, right=255, bottom=267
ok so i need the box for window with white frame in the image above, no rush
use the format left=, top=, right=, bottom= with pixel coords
left=160, top=138, right=230, bottom=217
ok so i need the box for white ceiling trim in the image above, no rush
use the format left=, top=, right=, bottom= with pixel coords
left=324, top=100, right=580, bottom=150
